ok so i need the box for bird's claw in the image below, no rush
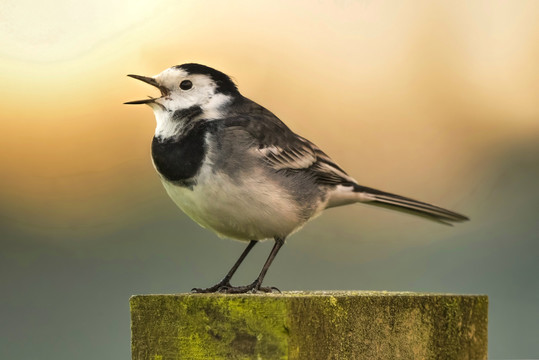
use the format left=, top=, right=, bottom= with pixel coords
left=191, top=280, right=232, bottom=293
left=191, top=282, right=281, bottom=294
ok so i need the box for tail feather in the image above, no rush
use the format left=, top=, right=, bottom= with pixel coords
left=353, top=184, right=469, bottom=224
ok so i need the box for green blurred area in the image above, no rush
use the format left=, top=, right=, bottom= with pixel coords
left=2, top=138, right=539, bottom=359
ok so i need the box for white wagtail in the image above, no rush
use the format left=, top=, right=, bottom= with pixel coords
left=125, top=63, right=469, bottom=293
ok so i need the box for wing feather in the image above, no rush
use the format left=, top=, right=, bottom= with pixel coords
left=256, top=136, right=356, bottom=186
left=218, top=98, right=357, bottom=187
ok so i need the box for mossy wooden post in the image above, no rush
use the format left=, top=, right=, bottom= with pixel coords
left=130, top=291, right=488, bottom=359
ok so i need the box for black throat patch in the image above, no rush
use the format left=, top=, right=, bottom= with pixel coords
left=151, top=120, right=209, bottom=186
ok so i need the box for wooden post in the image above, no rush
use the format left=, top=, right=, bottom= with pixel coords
left=130, top=291, right=488, bottom=359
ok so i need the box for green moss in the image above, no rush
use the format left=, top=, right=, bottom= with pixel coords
left=286, top=293, right=435, bottom=358
left=426, top=295, right=489, bottom=360
left=131, top=292, right=488, bottom=360
left=131, top=294, right=289, bottom=359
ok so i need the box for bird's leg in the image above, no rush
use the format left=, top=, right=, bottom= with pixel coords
left=223, top=237, right=285, bottom=294
left=192, top=240, right=257, bottom=293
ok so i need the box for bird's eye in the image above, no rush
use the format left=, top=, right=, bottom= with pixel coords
left=180, top=80, right=193, bottom=90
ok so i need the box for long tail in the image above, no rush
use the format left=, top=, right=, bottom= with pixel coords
left=353, top=184, right=469, bottom=225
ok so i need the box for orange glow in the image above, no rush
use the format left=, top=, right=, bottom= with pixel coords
left=1, top=0, right=538, bottom=235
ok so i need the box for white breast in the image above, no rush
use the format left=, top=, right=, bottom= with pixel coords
left=160, top=161, right=307, bottom=241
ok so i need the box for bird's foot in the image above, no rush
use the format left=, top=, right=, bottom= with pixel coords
left=192, top=280, right=281, bottom=294
left=191, top=279, right=232, bottom=293
left=223, top=285, right=280, bottom=294
left=218, top=281, right=280, bottom=294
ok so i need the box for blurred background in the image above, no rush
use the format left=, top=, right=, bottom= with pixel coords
left=1, top=0, right=538, bottom=358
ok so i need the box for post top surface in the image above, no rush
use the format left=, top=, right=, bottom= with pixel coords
left=131, top=290, right=487, bottom=299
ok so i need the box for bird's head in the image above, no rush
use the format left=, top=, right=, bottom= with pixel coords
left=125, top=63, right=240, bottom=138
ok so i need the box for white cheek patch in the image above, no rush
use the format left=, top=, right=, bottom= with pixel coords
left=182, top=74, right=233, bottom=119
left=201, top=93, right=232, bottom=119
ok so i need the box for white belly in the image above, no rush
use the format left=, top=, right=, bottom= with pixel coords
left=160, top=165, right=307, bottom=241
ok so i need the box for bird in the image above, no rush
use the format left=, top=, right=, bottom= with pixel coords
left=125, top=63, right=469, bottom=294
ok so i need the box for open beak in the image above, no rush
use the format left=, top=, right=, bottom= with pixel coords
left=124, top=74, right=168, bottom=105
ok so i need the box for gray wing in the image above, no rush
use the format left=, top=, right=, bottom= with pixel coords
left=217, top=97, right=469, bottom=224
left=219, top=98, right=357, bottom=187
left=258, top=136, right=357, bottom=186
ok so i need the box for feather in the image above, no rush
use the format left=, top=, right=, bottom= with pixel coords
left=353, top=184, right=469, bottom=224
